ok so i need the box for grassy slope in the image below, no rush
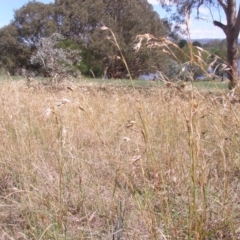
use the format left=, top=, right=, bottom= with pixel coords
left=0, top=78, right=239, bottom=239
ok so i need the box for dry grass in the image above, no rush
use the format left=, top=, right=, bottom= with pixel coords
left=0, top=79, right=240, bottom=239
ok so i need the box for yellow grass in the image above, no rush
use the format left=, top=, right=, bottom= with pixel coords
left=0, top=79, right=240, bottom=239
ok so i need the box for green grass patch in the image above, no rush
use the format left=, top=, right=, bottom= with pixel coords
left=77, top=77, right=228, bottom=90
left=192, top=80, right=228, bottom=90
left=0, top=74, right=229, bottom=91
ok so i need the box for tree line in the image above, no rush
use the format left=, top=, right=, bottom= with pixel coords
left=0, top=0, right=173, bottom=79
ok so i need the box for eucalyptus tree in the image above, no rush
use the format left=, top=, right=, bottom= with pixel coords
left=13, top=2, right=57, bottom=47
left=0, top=2, right=57, bottom=73
left=54, top=0, right=171, bottom=78
left=1, top=0, right=171, bottom=78
left=0, top=24, right=32, bottom=74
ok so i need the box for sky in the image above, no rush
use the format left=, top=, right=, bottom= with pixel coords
left=0, top=0, right=239, bottom=39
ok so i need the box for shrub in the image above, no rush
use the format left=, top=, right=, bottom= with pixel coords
left=30, top=33, right=81, bottom=82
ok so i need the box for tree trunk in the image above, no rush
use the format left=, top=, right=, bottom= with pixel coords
left=226, top=0, right=240, bottom=89
left=227, top=32, right=239, bottom=89
left=213, top=0, right=240, bottom=89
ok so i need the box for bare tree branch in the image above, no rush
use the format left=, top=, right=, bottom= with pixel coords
left=208, top=6, right=215, bottom=22
left=217, top=3, right=222, bottom=22
left=217, top=0, right=228, bottom=14
left=196, top=0, right=204, bottom=17
left=213, top=20, right=227, bottom=35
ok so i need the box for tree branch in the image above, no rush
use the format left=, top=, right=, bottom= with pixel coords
left=217, top=0, right=228, bottom=14
left=213, top=20, right=227, bottom=35
left=197, top=0, right=204, bottom=17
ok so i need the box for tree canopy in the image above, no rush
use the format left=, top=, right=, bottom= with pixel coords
left=0, top=0, right=172, bottom=78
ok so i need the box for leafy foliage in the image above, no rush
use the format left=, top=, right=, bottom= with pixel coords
left=0, top=0, right=171, bottom=78
left=13, top=2, right=57, bottom=47
left=0, top=24, right=32, bottom=74
left=192, top=41, right=202, bottom=47
left=178, top=39, right=187, bottom=48
left=0, top=2, right=57, bottom=74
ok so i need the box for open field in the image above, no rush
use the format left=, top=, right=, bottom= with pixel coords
left=0, top=79, right=240, bottom=239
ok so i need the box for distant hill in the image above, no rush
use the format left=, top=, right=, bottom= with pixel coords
left=191, top=39, right=225, bottom=44
left=191, top=38, right=240, bottom=44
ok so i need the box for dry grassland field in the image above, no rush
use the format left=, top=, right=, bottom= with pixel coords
left=0, top=79, right=240, bottom=239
